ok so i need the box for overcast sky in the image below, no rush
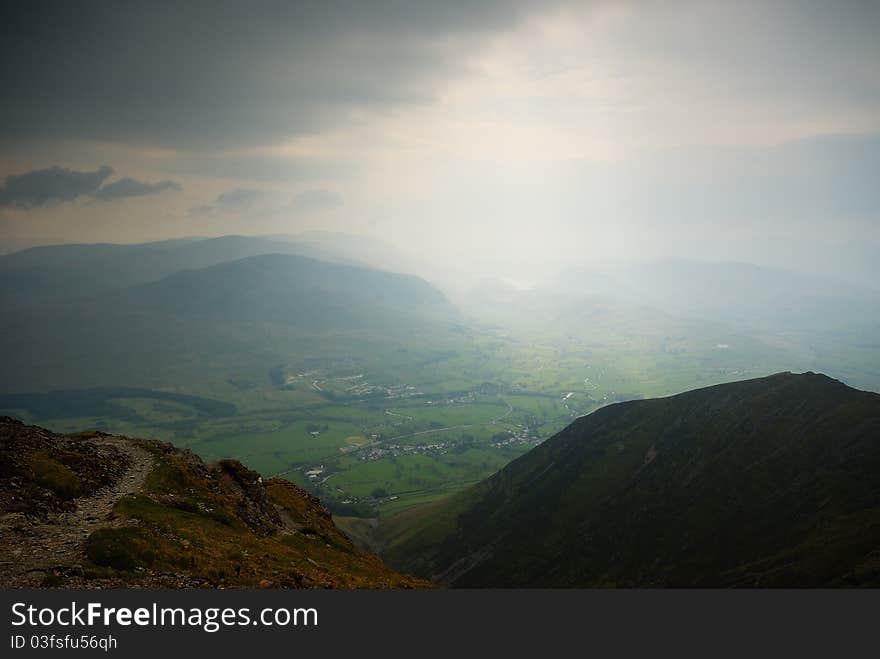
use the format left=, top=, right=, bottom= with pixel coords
left=1, top=0, right=878, bottom=282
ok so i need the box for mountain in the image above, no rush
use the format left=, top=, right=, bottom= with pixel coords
left=116, top=252, right=451, bottom=323
left=0, top=417, right=429, bottom=588
left=0, top=234, right=399, bottom=304
left=551, top=260, right=880, bottom=331
left=382, top=372, right=880, bottom=587
left=0, top=252, right=458, bottom=393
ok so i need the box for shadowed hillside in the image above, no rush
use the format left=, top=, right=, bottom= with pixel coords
left=0, top=234, right=397, bottom=303
left=383, top=372, right=880, bottom=587
left=0, top=252, right=457, bottom=393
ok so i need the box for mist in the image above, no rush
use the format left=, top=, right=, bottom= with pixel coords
left=1, top=1, right=878, bottom=287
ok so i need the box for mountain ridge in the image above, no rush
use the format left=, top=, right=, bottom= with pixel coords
left=0, top=251, right=458, bottom=393
left=382, top=371, right=880, bottom=587
left=0, top=234, right=408, bottom=303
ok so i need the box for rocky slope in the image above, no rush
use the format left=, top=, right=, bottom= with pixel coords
left=0, top=417, right=429, bottom=588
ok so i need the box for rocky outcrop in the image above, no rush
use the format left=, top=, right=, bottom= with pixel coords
left=0, top=418, right=431, bottom=589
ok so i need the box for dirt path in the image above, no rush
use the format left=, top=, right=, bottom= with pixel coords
left=0, top=438, right=154, bottom=588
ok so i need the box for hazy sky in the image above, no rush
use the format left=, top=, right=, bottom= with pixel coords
left=1, top=0, right=878, bottom=281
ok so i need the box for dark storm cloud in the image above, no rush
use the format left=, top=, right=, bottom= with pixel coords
left=0, top=165, right=182, bottom=207
left=0, top=165, right=113, bottom=208
left=92, top=177, right=182, bottom=201
left=0, top=0, right=555, bottom=150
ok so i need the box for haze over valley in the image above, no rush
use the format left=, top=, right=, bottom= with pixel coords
left=2, top=1, right=879, bottom=588
left=2, top=233, right=878, bottom=524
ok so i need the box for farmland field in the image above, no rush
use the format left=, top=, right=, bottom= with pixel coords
left=3, top=311, right=879, bottom=517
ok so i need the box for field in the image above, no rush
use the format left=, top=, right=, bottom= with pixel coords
left=4, top=309, right=880, bottom=519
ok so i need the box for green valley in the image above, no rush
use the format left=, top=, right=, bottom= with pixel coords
left=2, top=237, right=880, bottom=521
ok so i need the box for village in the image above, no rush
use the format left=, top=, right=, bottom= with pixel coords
left=303, top=426, right=542, bottom=487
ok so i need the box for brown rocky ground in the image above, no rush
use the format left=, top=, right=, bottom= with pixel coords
left=0, top=417, right=431, bottom=589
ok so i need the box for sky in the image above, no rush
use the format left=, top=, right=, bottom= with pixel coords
left=1, top=0, right=878, bottom=283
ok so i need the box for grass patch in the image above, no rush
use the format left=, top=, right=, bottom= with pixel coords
left=26, top=451, right=81, bottom=500
left=85, top=527, right=160, bottom=571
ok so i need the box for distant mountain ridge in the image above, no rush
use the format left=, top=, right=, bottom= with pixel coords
left=117, top=252, right=450, bottom=322
left=0, top=250, right=457, bottom=393
left=0, top=234, right=393, bottom=303
left=383, top=372, right=880, bottom=587
left=551, top=259, right=880, bottom=331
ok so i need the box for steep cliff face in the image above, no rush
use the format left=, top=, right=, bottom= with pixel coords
left=384, top=373, right=880, bottom=587
left=0, top=417, right=430, bottom=589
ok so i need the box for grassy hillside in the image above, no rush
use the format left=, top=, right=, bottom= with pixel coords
left=0, top=234, right=381, bottom=303
left=0, top=417, right=429, bottom=588
left=383, top=372, right=880, bottom=587
left=0, top=252, right=457, bottom=393
left=3, top=238, right=879, bottom=522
